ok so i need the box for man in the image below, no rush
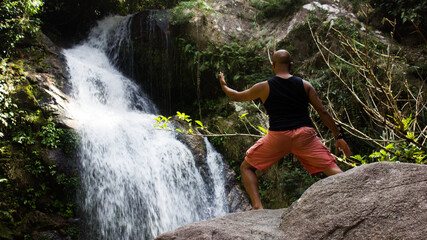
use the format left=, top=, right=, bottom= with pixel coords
left=218, top=49, right=351, bottom=210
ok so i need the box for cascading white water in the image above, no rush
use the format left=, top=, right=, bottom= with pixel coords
left=64, top=15, right=228, bottom=240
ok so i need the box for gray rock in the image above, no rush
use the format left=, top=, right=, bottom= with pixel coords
left=155, top=162, right=427, bottom=240
left=155, top=209, right=286, bottom=240
left=280, top=162, right=427, bottom=240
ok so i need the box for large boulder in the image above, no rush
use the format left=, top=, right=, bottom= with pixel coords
left=280, top=162, right=427, bottom=240
left=154, top=162, right=427, bottom=239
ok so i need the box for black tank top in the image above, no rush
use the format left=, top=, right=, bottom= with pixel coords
left=264, top=76, right=313, bottom=131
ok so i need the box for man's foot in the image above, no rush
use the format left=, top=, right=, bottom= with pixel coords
left=251, top=205, right=264, bottom=210
left=323, top=165, right=343, bottom=176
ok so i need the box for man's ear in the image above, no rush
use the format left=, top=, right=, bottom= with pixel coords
left=289, top=62, right=293, bottom=70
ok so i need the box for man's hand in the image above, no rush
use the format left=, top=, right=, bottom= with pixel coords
left=219, top=72, right=226, bottom=88
left=335, top=139, right=351, bottom=157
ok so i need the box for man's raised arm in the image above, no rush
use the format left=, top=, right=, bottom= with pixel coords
left=219, top=72, right=269, bottom=102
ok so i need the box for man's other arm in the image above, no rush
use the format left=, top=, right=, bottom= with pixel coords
left=303, top=80, right=351, bottom=157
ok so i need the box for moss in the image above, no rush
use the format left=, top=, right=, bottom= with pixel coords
left=13, top=84, right=39, bottom=112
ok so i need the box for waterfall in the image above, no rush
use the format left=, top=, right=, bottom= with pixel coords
left=64, top=15, right=229, bottom=240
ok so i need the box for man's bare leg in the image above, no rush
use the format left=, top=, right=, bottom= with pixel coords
left=323, top=165, right=343, bottom=176
left=240, top=160, right=263, bottom=210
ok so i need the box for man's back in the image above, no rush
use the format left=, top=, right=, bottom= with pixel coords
left=264, top=76, right=313, bottom=131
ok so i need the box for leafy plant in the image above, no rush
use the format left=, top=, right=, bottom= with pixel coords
left=12, top=131, right=35, bottom=145
left=39, top=121, right=64, bottom=149
left=176, top=111, right=191, bottom=122
left=0, top=59, right=20, bottom=137
left=154, top=115, right=172, bottom=129
left=155, top=111, right=265, bottom=138
left=170, top=0, right=214, bottom=25
left=370, top=0, right=427, bottom=43
left=0, top=0, right=43, bottom=57
left=155, top=111, right=199, bottom=135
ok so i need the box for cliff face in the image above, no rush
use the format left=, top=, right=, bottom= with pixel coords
left=155, top=162, right=427, bottom=240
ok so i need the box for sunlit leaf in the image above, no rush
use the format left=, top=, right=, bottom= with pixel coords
left=239, top=113, right=248, bottom=119
left=257, top=126, right=268, bottom=135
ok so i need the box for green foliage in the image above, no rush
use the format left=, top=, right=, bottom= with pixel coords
left=361, top=0, right=427, bottom=44
left=348, top=115, right=426, bottom=165
left=370, top=0, right=426, bottom=25
left=60, top=129, right=81, bottom=156
left=154, top=115, right=172, bottom=129
left=0, top=0, right=43, bottom=57
left=154, top=111, right=206, bottom=134
left=39, top=121, right=64, bottom=149
left=176, top=111, right=192, bottom=122
left=170, top=0, right=214, bottom=25
left=0, top=59, right=21, bottom=137
left=177, top=37, right=270, bottom=92
left=351, top=141, right=425, bottom=165
left=200, top=42, right=269, bottom=87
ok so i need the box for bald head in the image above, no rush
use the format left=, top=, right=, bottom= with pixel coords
left=272, top=50, right=291, bottom=65
left=271, top=50, right=292, bottom=74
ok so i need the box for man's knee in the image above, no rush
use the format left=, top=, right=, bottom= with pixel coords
left=240, top=161, right=248, bottom=172
left=240, top=160, right=257, bottom=172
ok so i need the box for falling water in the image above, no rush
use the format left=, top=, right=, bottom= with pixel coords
left=64, top=15, right=228, bottom=239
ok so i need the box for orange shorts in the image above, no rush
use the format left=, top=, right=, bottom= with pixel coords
left=245, top=127, right=337, bottom=175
